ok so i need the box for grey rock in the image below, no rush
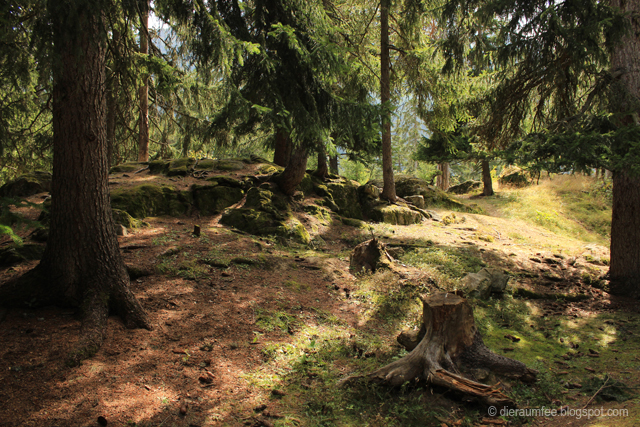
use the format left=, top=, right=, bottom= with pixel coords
left=464, top=268, right=510, bottom=299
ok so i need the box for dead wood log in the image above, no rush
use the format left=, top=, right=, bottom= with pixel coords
left=341, top=292, right=537, bottom=407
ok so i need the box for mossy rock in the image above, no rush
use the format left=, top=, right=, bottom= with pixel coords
left=279, top=217, right=311, bottom=244
left=245, top=187, right=289, bottom=214
left=215, top=159, right=246, bottom=171
left=448, top=180, right=482, bottom=194
left=368, top=203, right=423, bottom=225
left=220, top=208, right=310, bottom=244
left=194, top=159, right=217, bottom=170
left=0, top=243, right=45, bottom=267
left=110, top=184, right=191, bottom=218
left=167, top=158, right=197, bottom=177
left=112, top=208, right=146, bottom=229
left=302, top=204, right=333, bottom=225
left=191, top=185, right=244, bottom=215
left=109, top=162, right=147, bottom=174
left=148, top=159, right=171, bottom=174
left=498, top=166, right=530, bottom=187
left=0, top=171, right=52, bottom=197
left=341, top=217, right=365, bottom=227
left=204, top=176, right=244, bottom=188
left=257, top=164, right=284, bottom=175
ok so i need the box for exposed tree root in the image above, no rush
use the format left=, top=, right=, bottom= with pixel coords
left=341, top=293, right=537, bottom=407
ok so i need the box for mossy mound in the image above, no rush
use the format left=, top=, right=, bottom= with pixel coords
left=498, top=166, right=530, bottom=187
left=110, top=184, right=191, bottom=218
left=368, top=202, right=423, bottom=225
left=448, top=180, right=482, bottom=194
left=0, top=171, right=52, bottom=197
left=220, top=187, right=310, bottom=244
left=310, top=177, right=362, bottom=219
left=168, top=158, right=197, bottom=176
left=147, top=158, right=248, bottom=176
left=257, top=163, right=283, bottom=175
left=109, top=162, right=147, bottom=174
left=204, top=175, right=245, bottom=188
left=191, top=184, right=244, bottom=215
left=302, top=204, right=333, bottom=226
left=112, top=208, right=147, bottom=229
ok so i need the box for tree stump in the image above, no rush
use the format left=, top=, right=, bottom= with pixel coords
left=342, top=292, right=536, bottom=407
left=349, top=238, right=395, bottom=273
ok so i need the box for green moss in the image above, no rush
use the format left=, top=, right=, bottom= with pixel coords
left=303, top=205, right=333, bottom=225
left=258, top=164, right=284, bottom=174
left=167, top=157, right=196, bottom=176
left=204, top=175, right=244, bottom=188
left=191, top=185, right=244, bottom=215
left=110, top=184, right=191, bottom=218
left=195, top=159, right=217, bottom=170
left=369, top=204, right=422, bottom=225
left=112, top=208, right=146, bottom=229
left=215, top=159, right=246, bottom=171
left=148, top=159, right=171, bottom=174
left=109, top=162, right=147, bottom=174
left=220, top=208, right=278, bottom=235
left=323, top=179, right=363, bottom=219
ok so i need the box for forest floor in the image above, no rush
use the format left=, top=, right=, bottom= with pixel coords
left=0, top=172, right=639, bottom=427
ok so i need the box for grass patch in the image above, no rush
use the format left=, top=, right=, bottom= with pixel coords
left=477, top=175, right=611, bottom=245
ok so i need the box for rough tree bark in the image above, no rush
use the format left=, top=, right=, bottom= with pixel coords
left=106, top=28, right=121, bottom=168
left=0, top=0, right=151, bottom=364
left=437, top=162, right=450, bottom=191
left=482, top=160, right=494, bottom=196
left=275, top=145, right=308, bottom=196
left=137, top=0, right=150, bottom=162
left=609, top=0, right=640, bottom=298
left=273, top=129, right=292, bottom=167
left=329, top=153, right=339, bottom=175
left=342, top=292, right=536, bottom=407
left=380, top=0, right=396, bottom=203
left=313, top=144, right=329, bottom=180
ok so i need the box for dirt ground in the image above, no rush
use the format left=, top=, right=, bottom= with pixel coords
left=0, top=170, right=638, bottom=427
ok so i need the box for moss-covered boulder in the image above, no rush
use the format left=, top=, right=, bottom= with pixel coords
left=112, top=208, right=147, bottom=229
left=167, top=158, right=197, bottom=176
left=368, top=203, right=423, bottom=225
left=312, top=177, right=363, bottom=219
left=215, top=159, right=246, bottom=171
left=148, top=159, right=171, bottom=174
left=191, top=184, right=244, bottom=215
left=302, top=204, right=333, bottom=226
left=204, top=175, right=245, bottom=188
left=219, top=187, right=311, bottom=244
left=448, top=180, right=481, bottom=194
left=0, top=171, right=52, bottom=197
left=498, top=166, right=530, bottom=187
left=110, top=184, right=191, bottom=218
left=109, top=162, right=148, bottom=174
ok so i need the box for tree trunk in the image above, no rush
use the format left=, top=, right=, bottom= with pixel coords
left=106, top=29, right=121, bottom=168
left=380, top=0, right=396, bottom=202
left=341, top=292, right=536, bottom=407
left=482, top=159, right=494, bottom=196
left=275, top=145, right=308, bottom=195
left=137, top=0, right=150, bottom=162
left=313, top=144, right=329, bottom=179
left=437, top=162, right=450, bottom=191
left=0, top=0, right=151, bottom=365
left=273, top=129, right=292, bottom=167
left=609, top=0, right=640, bottom=298
left=329, top=153, right=339, bottom=175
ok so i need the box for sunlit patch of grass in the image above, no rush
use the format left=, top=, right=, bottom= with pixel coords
left=400, top=245, right=486, bottom=279
left=475, top=175, right=611, bottom=245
